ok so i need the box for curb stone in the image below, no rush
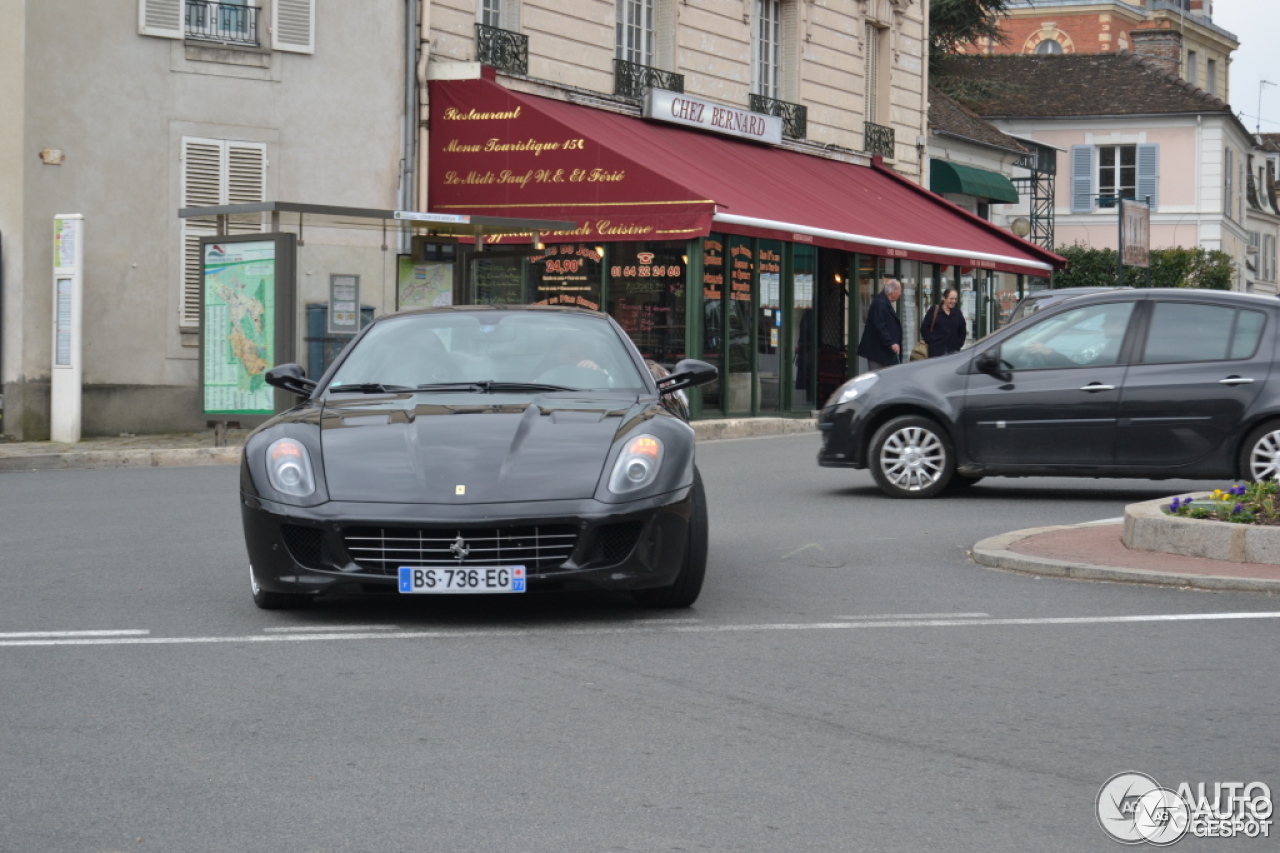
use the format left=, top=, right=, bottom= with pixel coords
left=972, top=525, right=1280, bottom=594
left=0, top=446, right=243, bottom=473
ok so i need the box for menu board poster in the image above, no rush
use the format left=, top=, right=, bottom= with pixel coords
left=605, top=241, right=687, bottom=368
left=54, top=217, right=80, bottom=269
left=700, top=236, right=725, bottom=411
left=529, top=243, right=602, bottom=310
left=328, top=274, right=361, bottom=334
left=199, top=233, right=296, bottom=422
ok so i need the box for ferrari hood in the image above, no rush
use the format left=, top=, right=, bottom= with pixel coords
left=318, top=393, right=642, bottom=503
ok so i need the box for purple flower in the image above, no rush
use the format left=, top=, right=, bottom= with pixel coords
left=1170, top=497, right=1182, bottom=511
left=1234, top=503, right=1245, bottom=515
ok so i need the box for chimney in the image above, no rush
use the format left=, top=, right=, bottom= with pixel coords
left=1130, top=22, right=1183, bottom=79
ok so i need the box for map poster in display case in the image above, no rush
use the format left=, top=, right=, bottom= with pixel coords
left=396, top=255, right=455, bottom=310
left=199, top=232, right=297, bottom=423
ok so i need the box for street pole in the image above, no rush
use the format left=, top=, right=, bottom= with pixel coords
left=1117, top=197, right=1125, bottom=286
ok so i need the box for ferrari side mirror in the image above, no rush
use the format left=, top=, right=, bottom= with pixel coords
left=264, top=363, right=318, bottom=397
left=657, top=359, right=718, bottom=394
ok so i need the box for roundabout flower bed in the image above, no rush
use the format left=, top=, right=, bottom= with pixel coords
left=1124, top=484, right=1280, bottom=565
left=1165, top=482, right=1280, bottom=526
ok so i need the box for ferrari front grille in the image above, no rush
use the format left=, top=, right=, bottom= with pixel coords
left=342, top=525, right=578, bottom=575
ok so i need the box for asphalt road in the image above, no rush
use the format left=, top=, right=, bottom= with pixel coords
left=2, top=434, right=1277, bottom=852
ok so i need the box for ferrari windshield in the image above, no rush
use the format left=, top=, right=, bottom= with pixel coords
left=326, top=310, right=648, bottom=394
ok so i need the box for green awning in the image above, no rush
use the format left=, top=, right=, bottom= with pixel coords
left=930, top=160, right=1019, bottom=204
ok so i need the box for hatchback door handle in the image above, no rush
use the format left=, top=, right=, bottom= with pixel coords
left=1079, top=383, right=1115, bottom=392
left=1219, top=376, right=1255, bottom=385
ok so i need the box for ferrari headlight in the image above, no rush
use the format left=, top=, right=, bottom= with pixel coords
left=831, top=372, right=879, bottom=406
left=608, top=434, right=664, bottom=494
left=266, top=438, right=316, bottom=497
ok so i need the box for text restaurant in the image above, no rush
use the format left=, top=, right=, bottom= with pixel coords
left=426, top=72, right=1066, bottom=419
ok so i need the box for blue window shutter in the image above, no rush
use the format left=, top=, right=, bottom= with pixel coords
left=1136, top=144, right=1159, bottom=209
left=1071, top=145, right=1095, bottom=213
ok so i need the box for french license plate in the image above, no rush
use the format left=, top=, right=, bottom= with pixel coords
left=398, top=565, right=526, bottom=594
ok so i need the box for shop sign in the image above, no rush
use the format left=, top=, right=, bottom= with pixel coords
left=643, top=90, right=783, bottom=146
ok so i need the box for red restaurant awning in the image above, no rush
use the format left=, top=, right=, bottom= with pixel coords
left=428, top=77, right=1065, bottom=275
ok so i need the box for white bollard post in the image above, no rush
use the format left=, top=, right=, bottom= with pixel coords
left=51, top=214, right=84, bottom=444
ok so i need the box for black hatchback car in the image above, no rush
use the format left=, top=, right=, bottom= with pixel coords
left=819, top=288, right=1280, bottom=497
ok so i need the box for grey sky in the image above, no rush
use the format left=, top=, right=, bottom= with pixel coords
left=1210, top=0, right=1280, bottom=133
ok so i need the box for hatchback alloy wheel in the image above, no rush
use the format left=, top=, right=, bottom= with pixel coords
left=869, top=415, right=955, bottom=498
left=1243, top=423, right=1280, bottom=481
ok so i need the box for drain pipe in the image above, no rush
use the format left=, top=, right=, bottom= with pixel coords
left=400, top=0, right=418, bottom=252
left=417, top=0, right=431, bottom=218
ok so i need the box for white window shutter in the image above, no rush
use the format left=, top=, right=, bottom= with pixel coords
left=1136, top=143, right=1159, bottom=209
left=178, top=138, right=267, bottom=328
left=1071, top=145, right=1095, bottom=213
left=273, top=0, right=316, bottom=54
left=181, top=138, right=223, bottom=328
left=139, top=0, right=183, bottom=39
left=781, top=0, right=800, bottom=102
left=655, top=0, right=676, bottom=70
left=226, top=142, right=267, bottom=234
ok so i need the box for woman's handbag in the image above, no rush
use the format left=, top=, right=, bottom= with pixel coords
left=910, top=307, right=939, bottom=362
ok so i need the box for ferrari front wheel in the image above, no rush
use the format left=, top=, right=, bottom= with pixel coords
left=633, top=469, right=708, bottom=608
left=250, top=564, right=312, bottom=610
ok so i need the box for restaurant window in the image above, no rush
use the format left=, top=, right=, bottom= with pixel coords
left=898, top=260, right=920, bottom=363
left=726, top=236, right=755, bottom=414
left=528, top=243, right=603, bottom=311
left=752, top=0, right=782, bottom=100
left=791, top=244, right=817, bottom=413
left=607, top=242, right=687, bottom=370
left=701, top=236, right=725, bottom=412
left=757, top=240, right=783, bottom=413
left=616, top=0, right=654, bottom=66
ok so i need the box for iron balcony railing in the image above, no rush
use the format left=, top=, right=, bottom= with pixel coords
left=185, top=0, right=259, bottom=47
left=475, top=23, right=528, bottom=76
left=749, top=94, right=807, bottom=139
left=863, top=121, right=895, bottom=159
left=614, top=58, right=684, bottom=101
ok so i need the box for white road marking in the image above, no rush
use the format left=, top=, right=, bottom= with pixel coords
left=629, top=618, right=703, bottom=624
left=263, top=625, right=399, bottom=633
left=833, top=613, right=989, bottom=620
left=0, top=629, right=150, bottom=639
left=1, top=611, right=1278, bottom=648
left=1082, top=517, right=1124, bottom=525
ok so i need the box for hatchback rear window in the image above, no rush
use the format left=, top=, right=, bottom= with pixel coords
left=1141, top=304, right=1265, bottom=364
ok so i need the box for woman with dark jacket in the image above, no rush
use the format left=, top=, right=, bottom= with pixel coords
left=920, top=288, right=967, bottom=358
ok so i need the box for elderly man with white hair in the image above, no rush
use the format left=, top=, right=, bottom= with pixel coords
left=856, top=278, right=904, bottom=371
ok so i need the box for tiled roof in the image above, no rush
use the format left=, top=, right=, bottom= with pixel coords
left=928, top=86, right=1028, bottom=154
left=935, top=52, right=1234, bottom=119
